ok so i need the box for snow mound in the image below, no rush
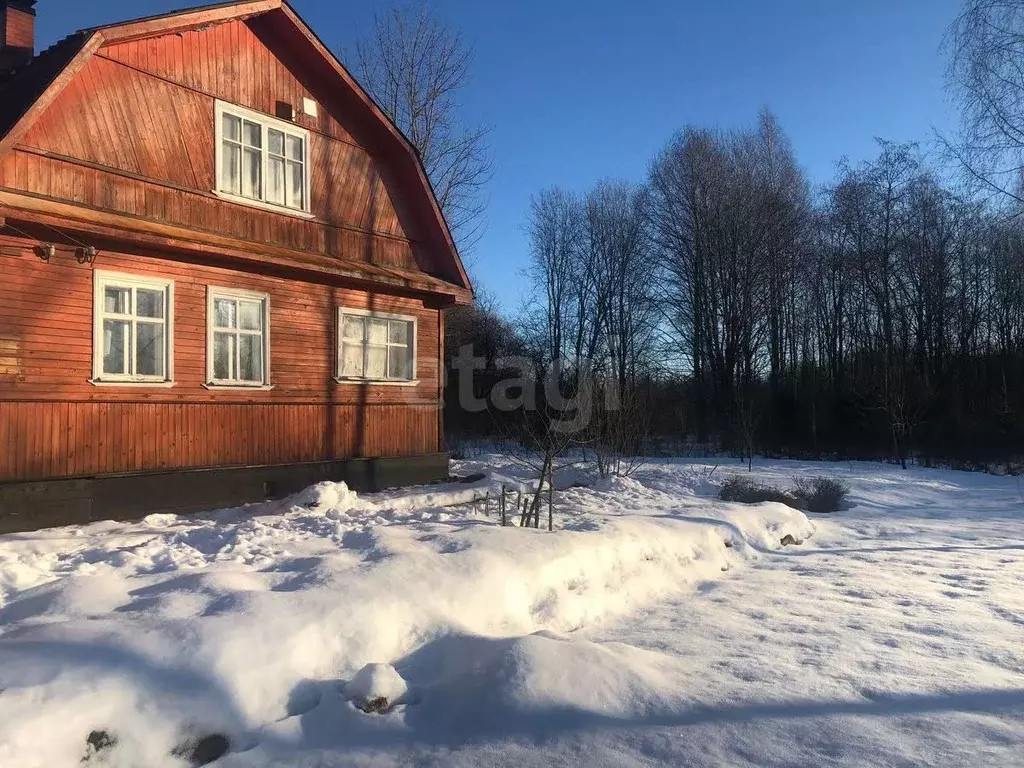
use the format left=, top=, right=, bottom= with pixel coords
left=500, top=633, right=683, bottom=716
left=401, top=630, right=687, bottom=732
left=344, top=663, right=409, bottom=712
left=290, top=480, right=361, bottom=513
left=0, top=459, right=815, bottom=766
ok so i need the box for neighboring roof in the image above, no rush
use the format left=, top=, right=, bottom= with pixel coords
left=0, top=32, right=88, bottom=140
left=0, top=0, right=471, bottom=296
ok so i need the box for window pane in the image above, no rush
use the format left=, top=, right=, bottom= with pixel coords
left=214, top=298, right=236, bottom=329
left=242, top=148, right=262, bottom=199
left=238, top=333, right=263, bottom=382
left=368, top=319, right=388, bottom=344
left=286, top=134, right=303, bottom=160
left=136, top=322, right=165, bottom=378
left=269, top=129, right=284, bottom=156
left=222, top=113, right=241, bottom=142
left=103, top=319, right=129, bottom=375
left=243, top=120, right=262, bottom=148
left=366, top=346, right=386, bottom=379
left=238, top=300, right=262, bottom=331
left=342, top=316, right=364, bottom=341
left=341, top=343, right=363, bottom=377
left=288, top=160, right=304, bottom=209
left=221, top=142, right=241, bottom=195
left=388, top=320, right=409, bottom=344
left=104, top=286, right=130, bottom=315
left=267, top=156, right=285, bottom=205
left=213, top=332, right=234, bottom=380
left=388, top=346, right=410, bottom=380
left=136, top=288, right=164, bottom=319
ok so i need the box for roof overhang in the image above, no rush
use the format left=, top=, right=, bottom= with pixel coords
left=0, top=189, right=470, bottom=305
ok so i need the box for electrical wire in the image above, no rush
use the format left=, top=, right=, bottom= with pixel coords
left=0, top=220, right=44, bottom=244
left=0, top=220, right=94, bottom=259
left=39, top=220, right=90, bottom=249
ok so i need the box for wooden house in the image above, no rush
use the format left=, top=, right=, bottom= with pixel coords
left=0, top=0, right=472, bottom=533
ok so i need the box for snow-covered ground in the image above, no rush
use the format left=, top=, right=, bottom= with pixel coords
left=0, top=457, right=1022, bottom=767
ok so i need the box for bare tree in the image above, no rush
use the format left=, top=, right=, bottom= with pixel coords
left=523, top=188, right=586, bottom=365
left=649, top=111, right=808, bottom=461
left=446, top=97, right=1024, bottom=473
left=583, top=180, right=656, bottom=476
left=354, top=1, right=492, bottom=248
left=945, top=0, right=1024, bottom=207
left=520, top=180, right=657, bottom=478
left=486, top=358, right=587, bottom=530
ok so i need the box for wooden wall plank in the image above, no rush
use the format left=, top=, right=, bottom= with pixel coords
left=0, top=240, right=442, bottom=482
left=14, top=19, right=425, bottom=254
left=4, top=150, right=421, bottom=272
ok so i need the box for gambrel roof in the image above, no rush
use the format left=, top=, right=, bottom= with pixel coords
left=0, top=0, right=472, bottom=300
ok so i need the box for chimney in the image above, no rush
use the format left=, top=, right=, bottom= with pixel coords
left=1, top=0, right=36, bottom=73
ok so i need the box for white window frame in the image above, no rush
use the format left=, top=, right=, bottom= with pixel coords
left=335, top=307, right=418, bottom=386
left=91, top=270, right=175, bottom=387
left=213, top=100, right=313, bottom=218
left=205, top=286, right=273, bottom=390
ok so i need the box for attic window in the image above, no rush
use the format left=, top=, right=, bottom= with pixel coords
left=214, top=100, right=310, bottom=215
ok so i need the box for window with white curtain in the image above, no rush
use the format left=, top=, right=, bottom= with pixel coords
left=215, top=101, right=309, bottom=213
left=92, top=271, right=173, bottom=384
left=337, top=308, right=417, bottom=383
left=206, top=287, right=271, bottom=387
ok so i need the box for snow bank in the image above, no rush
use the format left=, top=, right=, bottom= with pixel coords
left=0, top=464, right=812, bottom=767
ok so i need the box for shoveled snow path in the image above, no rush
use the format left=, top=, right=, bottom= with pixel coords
left=573, top=475, right=1024, bottom=767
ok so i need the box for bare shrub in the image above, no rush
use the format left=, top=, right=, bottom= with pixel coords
left=719, top=476, right=799, bottom=507
left=791, top=476, right=850, bottom=513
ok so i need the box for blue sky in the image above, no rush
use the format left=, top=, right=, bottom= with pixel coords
left=36, top=0, right=963, bottom=312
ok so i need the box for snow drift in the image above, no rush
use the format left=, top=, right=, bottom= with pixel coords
left=0, top=463, right=813, bottom=766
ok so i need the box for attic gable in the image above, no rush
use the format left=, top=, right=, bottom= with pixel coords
left=0, top=0, right=470, bottom=296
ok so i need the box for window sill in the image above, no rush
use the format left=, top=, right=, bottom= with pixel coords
left=212, top=190, right=315, bottom=220
left=203, top=383, right=275, bottom=391
left=89, top=379, right=176, bottom=388
left=334, top=378, right=420, bottom=388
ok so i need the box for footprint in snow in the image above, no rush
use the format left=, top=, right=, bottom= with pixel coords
left=843, top=589, right=873, bottom=600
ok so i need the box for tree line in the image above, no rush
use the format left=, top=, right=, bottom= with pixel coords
left=354, top=0, right=1024, bottom=469
left=447, top=109, right=1024, bottom=469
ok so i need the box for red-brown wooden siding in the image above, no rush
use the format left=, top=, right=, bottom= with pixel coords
left=2, top=18, right=439, bottom=275
left=0, top=239, right=442, bottom=482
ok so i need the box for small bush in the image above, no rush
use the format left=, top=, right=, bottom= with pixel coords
left=720, top=476, right=799, bottom=507
left=791, top=476, right=850, bottom=513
